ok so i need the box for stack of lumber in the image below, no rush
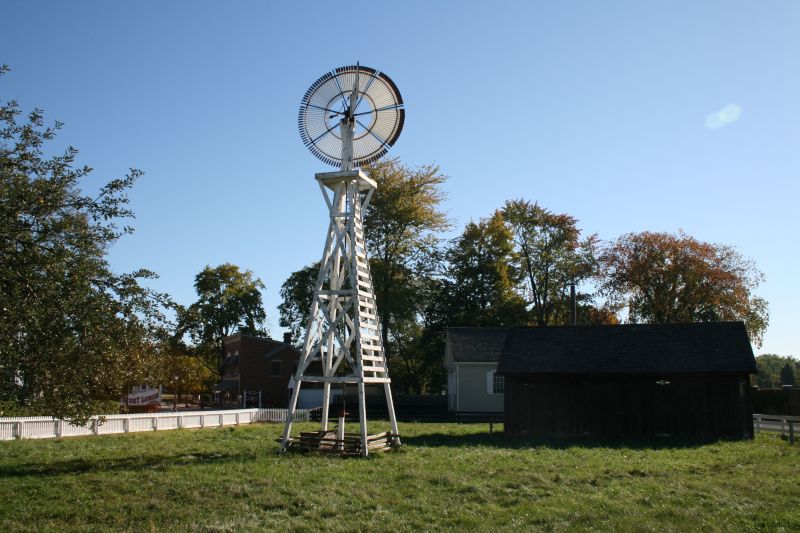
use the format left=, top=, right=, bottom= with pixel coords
left=284, top=430, right=398, bottom=456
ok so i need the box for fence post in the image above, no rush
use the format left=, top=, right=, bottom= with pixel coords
left=200, top=414, right=205, bottom=428
left=153, top=416, right=158, bottom=431
left=15, top=421, right=23, bottom=439
left=219, top=414, right=223, bottom=427
left=56, top=419, right=63, bottom=438
left=781, top=418, right=786, bottom=438
left=235, top=413, right=240, bottom=425
left=92, top=418, right=99, bottom=435
left=123, top=418, right=129, bottom=433
left=177, top=415, right=183, bottom=429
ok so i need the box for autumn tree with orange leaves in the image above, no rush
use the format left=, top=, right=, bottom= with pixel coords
left=598, top=231, right=769, bottom=346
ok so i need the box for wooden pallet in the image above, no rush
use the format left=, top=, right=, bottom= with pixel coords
left=282, top=430, right=399, bottom=456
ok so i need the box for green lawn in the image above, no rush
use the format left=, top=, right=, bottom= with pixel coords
left=1, top=422, right=798, bottom=532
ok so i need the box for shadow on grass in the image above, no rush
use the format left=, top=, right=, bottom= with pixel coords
left=403, top=430, right=732, bottom=450
left=0, top=450, right=257, bottom=479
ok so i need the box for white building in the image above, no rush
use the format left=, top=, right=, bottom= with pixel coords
left=445, top=328, right=508, bottom=413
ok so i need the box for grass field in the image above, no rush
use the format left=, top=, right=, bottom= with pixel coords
left=1, top=421, right=798, bottom=532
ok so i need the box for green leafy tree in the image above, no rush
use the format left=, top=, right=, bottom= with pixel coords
left=377, top=268, right=455, bottom=394
left=159, top=337, right=215, bottom=407
left=575, top=303, right=620, bottom=325
left=502, top=199, right=599, bottom=325
left=598, top=231, right=769, bottom=346
left=277, top=262, right=319, bottom=347
left=361, top=158, right=450, bottom=385
left=755, top=354, right=792, bottom=388
left=0, top=66, right=170, bottom=421
left=409, top=276, right=455, bottom=393
left=780, top=362, right=796, bottom=387
left=446, top=211, right=528, bottom=327
left=180, top=264, right=268, bottom=378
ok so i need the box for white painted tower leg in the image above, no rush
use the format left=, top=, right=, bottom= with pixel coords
left=384, top=382, right=401, bottom=447
left=358, top=380, right=369, bottom=457
left=337, top=414, right=345, bottom=453
left=321, top=382, right=331, bottom=431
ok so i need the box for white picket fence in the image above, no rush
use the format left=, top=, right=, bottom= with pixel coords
left=753, top=413, right=799, bottom=444
left=0, top=408, right=311, bottom=441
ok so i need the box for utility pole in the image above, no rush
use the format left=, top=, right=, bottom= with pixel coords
left=570, top=283, right=577, bottom=326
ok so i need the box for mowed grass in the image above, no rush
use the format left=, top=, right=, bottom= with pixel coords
left=1, top=422, right=798, bottom=532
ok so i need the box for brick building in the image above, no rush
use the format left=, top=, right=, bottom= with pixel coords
left=216, top=333, right=301, bottom=407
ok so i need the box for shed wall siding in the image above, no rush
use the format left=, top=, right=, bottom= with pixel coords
left=457, top=364, right=504, bottom=412
left=504, top=374, right=753, bottom=439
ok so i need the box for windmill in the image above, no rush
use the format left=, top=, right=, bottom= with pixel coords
left=280, top=65, right=405, bottom=456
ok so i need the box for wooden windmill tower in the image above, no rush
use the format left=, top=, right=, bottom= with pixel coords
left=280, top=65, right=405, bottom=456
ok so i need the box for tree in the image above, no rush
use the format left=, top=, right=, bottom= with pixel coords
left=780, top=362, right=796, bottom=387
left=277, top=262, right=318, bottom=347
left=755, top=354, right=793, bottom=388
left=502, top=199, right=599, bottom=326
left=179, top=263, right=268, bottom=379
left=161, top=338, right=215, bottom=405
left=361, top=158, right=450, bottom=382
left=576, top=303, right=620, bottom=325
left=598, top=231, right=769, bottom=346
left=0, top=66, right=170, bottom=421
left=445, top=211, right=528, bottom=327
left=408, top=276, right=456, bottom=393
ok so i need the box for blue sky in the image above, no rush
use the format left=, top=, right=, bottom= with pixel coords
left=3, top=1, right=798, bottom=356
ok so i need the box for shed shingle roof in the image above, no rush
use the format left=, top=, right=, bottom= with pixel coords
left=447, top=327, right=509, bottom=363
left=496, top=322, right=756, bottom=376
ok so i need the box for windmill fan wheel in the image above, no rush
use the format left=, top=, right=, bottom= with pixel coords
left=298, top=65, right=405, bottom=168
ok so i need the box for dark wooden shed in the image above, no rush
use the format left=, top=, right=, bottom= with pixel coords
left=498, top=322, right=757, bottom=440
